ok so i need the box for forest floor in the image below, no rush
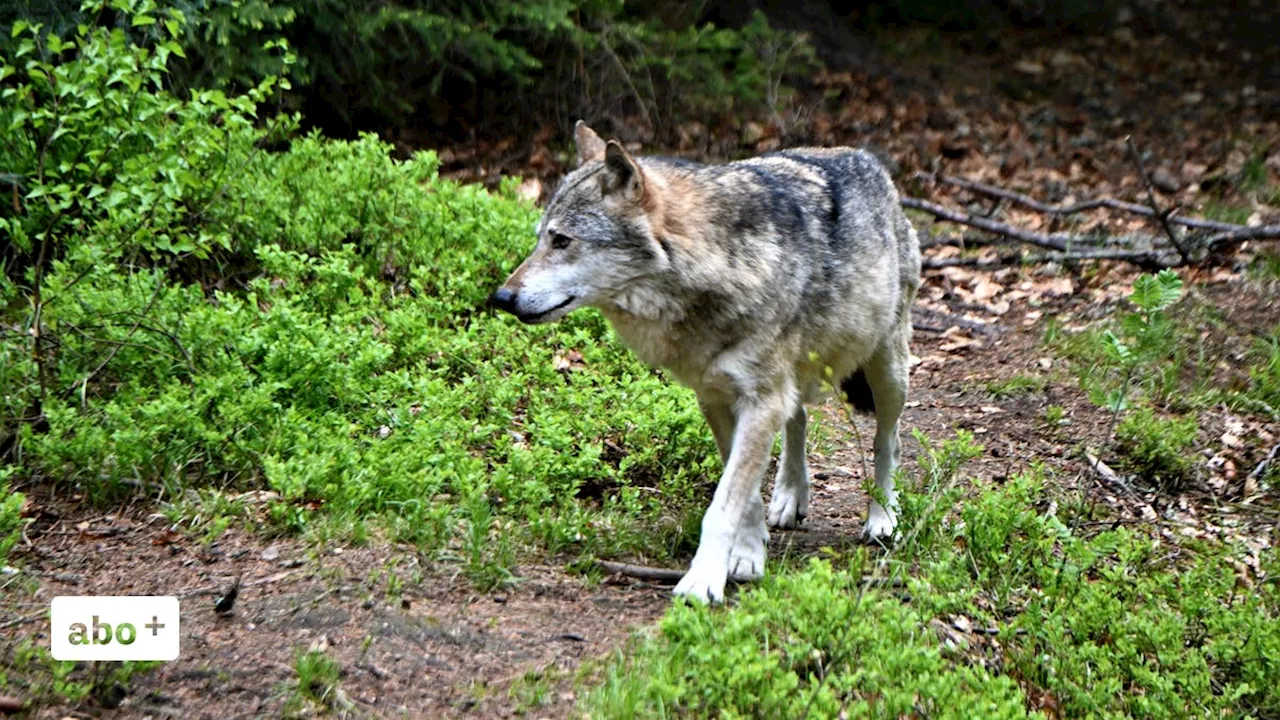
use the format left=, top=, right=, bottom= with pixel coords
left=3, top=7, right=1280, bottom=719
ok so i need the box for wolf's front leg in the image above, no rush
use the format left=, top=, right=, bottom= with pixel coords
left=674, top=397, right=784, bottom=603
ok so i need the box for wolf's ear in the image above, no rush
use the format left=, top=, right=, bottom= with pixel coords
left=602, top=140, right=644, bottom=202
left=574, top=121, right=606, bottom=166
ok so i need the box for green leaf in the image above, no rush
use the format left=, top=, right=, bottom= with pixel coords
left=131, top=15, right=157, bottom=27
left=1102, top=330, right=1132, bottom=365
left=1129, top=270, right=1183, bottom=313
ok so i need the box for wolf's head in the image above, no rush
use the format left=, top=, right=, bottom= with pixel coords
left=490, top=122, right=669, bottom=324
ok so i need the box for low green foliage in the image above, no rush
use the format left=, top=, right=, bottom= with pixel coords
left=0, top=640, right=156, bottom=709
left=1115, top=408, right=1199, bottom=490
left=1054, top=270, right=1204, bottom=420
left=0, top=472, right=24, bottom=565
left=587, top=560, right=1035, bottom=719
left=286, top=649, right=343, bottom=714
left=586, top=443, right=1280, bottom=719
left=983, top=374, right=1046, bottom=399
left=1248, top=330, right=1280, bottom=410
left=1, top=8, right=717, bottom=573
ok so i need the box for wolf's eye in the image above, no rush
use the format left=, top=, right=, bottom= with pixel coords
left=550, top=232, right=573, bottom=250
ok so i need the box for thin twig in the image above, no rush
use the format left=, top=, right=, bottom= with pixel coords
left=1125, top=137, right=1192, bottom=263
left=1203, top=224, right=1280, bottom=252
left=595, top=560, right=684, bottom=583
left=1248, top=444, right=1280, bottom=482
left=914, top=172, right=1243, bottom=233
left=911, top=308, right=1001, bottom=336
left=592, top=560, right=908, bottom=588
left=0, top=610, right=44, bottom=631
left=922, top=247, right=1174, bottom=270
left=902, top=196, right=1088, bottom=252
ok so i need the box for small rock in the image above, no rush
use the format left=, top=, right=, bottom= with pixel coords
left=1151, top=167, right=1181, bottom=193
left=741, top=121, right=767, bottom=146
left=1014, top=60, right=1044, bottom=75
left=1180, top=91, right=1204, bottom=106
left=260, top=545, right=280, bottom=561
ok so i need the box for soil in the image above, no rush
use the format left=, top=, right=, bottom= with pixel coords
left=4, top=5, right=1280, bottom=718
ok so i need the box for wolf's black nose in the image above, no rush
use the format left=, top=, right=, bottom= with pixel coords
left=490, top=287, right=517, bottom=313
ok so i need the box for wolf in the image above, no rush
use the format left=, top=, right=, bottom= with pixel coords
left=491, top=122, right=921, bottom=602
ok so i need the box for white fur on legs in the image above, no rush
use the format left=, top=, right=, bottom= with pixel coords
left=863, top=497, right=897, bottom=541
left=768, top=406, right=810, bottom=529
left=729, top=494, right=769, bottom=581
left=860, top=335, right=909, bottom=544
left=675, top=395, right=786, bottom=603
left=673, top=518, right=733, bottom=602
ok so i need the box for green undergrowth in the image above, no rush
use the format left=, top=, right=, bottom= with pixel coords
left=1047, top=270, right=1280, bottom=491
left=583, top=434, right=1280, bottom=719
left=0, top=5, right=715, bottom=586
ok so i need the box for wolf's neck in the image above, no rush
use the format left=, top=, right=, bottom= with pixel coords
left=607, top=284, right=685, bottom=323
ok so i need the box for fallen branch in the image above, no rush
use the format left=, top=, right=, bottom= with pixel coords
left=1084, top=451, right=1140, bottom=499
left=1125, top=137, right=1192, bottom=262
left=903, top=196, right=1095, bottom=253
left=1248, top=444, right=1280, bottom=483
left=913, top=172, right=1242, bottom=233
left=0, top=610, right=44, bottom=631
left=593, top=560, right=907, bottom=587
left=912, top=308, right=1001, bottom=336
left=1203, top=224, right=1280, bottom=252
left=595, top=560, right=683, bottom=583
left=922, top=247, right=1174, bottom=270
left=906, top=173, right=1280, bottom=268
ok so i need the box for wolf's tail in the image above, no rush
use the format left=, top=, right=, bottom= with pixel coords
left=841, top=369, right=876, bottom=414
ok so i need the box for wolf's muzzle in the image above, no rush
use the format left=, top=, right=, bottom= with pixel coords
left=489, top=287, right=518, bottom=314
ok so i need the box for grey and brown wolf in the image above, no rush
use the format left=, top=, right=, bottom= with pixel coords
left=491, top=122, right=921, bottom=602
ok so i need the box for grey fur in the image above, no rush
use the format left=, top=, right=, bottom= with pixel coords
left=494, top=123, right=921, bottom=602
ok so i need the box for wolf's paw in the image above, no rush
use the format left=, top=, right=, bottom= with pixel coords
left=767, top=481, right=810, bottom=529
left=728, top=523, right=769, bottom=582
left=861, top=502, right=898, bottom=543
left=673, top=562, right=729, bottom=604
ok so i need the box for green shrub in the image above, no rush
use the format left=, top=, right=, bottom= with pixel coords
left=585, top=559, right=1036, bottom=719
left=1248, top=331, right=1280, bottom=409
left=1, top=1, right=817, bottom=137
left=1, top=4, right=718, bottom=570
left=1115, top=408, right=1198, bottom=489
left=0, top=472, right=24, bottom=565
left=586, top=453, right=1280, bottom=719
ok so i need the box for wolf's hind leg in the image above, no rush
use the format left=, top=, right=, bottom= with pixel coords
left=861, top=332, right=910, bottom=542
left=767, top=406, right=810, bottom=529
left=675, top=395, right=785, bottom=602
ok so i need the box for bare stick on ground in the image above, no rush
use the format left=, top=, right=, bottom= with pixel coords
left=905, top=171, right=1280, bottom=268
left=593, top=560, right=908, bottom=588
left=1125, top=137, right=1191, bottom=263
left=913, top=172, right=1243, bottom=233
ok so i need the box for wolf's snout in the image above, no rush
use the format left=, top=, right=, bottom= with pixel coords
left=490, top=287, right=518, bottom=314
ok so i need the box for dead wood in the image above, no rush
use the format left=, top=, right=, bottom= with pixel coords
left=593, top=560, right=908, bottom=588
left=903, top=190, right=1280, bottom=269
left=1125, top=137, right=1192, bottom=262
left=922, top=247, right=1174, bottom=270
left=912, top=172, right=1242, bottom=233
